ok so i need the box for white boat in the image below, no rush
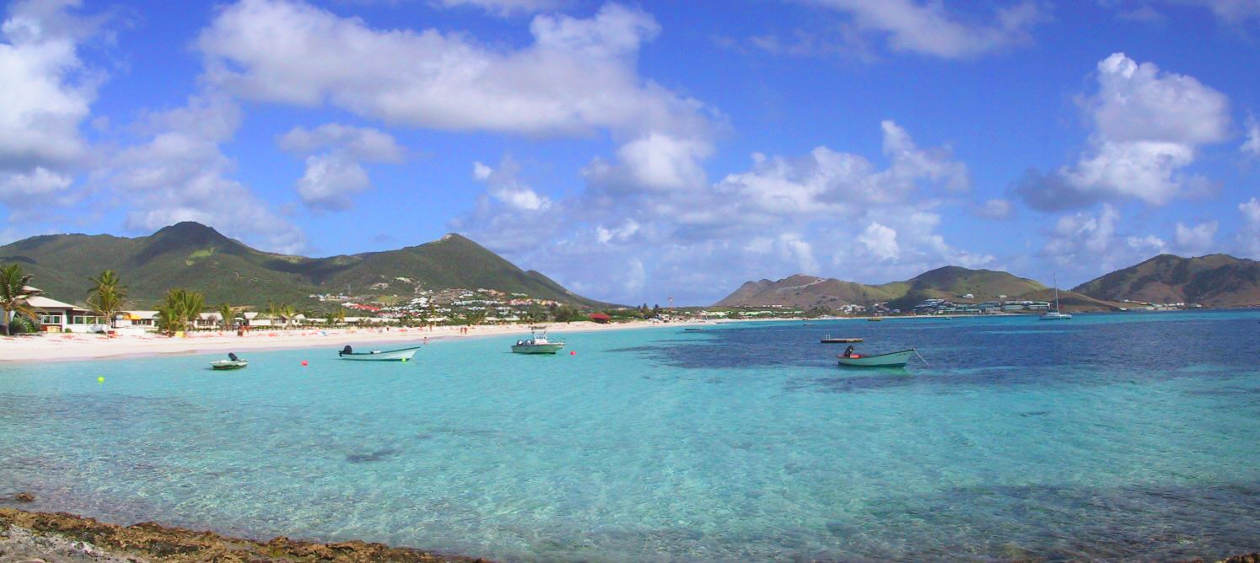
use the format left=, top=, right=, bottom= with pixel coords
left=512, top=327, right=564, bottom=354
left=1041, top=274, right=1072, bottom=320
left=836, top=348, right=916, bottom=367
left=210, top=352, right=247, bottom=370
left=338, top=345, right=420, bottom=361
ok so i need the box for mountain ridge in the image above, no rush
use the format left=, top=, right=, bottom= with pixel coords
left=1071, top=253, right=1260, bottom=308
left=0, top=222, right=606, bottom=309
left=713, top=256, right=1260, bottom=312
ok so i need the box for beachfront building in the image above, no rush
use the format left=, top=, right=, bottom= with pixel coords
left=26, top=294, right=107, bottom=333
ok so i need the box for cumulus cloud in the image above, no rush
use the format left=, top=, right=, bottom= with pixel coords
left=198, top=0, right=718, bottom=206
left=0, top=0, right=105, bottom=214
left=454, top=121, right=988, bottom=304
left=858, top=222, right=899, bottom=261
left=278, top=123, right=403, bottom=209
left=108, top=95, right=305, bottom=252
left=1018, top=53, right=1230, bottom=211
left=1041, top=203, right=1168, bottom=276
left=801, top=0, right=1045, bottom=59
left=472, top=157, right=551, bottom=212
left=1173, top=220, right=1218, bottom=254
left=197, top=1, right=705, bottom=137
left=1244, top=116, right=1260, bottom=157
left=701, top=120, right=967, bottom=226
left=278, top=124, right=404, bottom=162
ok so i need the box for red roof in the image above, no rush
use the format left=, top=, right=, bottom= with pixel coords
left=589, top=312, right=611, bottom=322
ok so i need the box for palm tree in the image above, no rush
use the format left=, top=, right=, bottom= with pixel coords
left=156, top=288, right=205, bottom=336
left=218, top=303, right=235, bottom=331
left=1, top=264, right=41, bottom=336
left=86, top=269, right=127, bottom=328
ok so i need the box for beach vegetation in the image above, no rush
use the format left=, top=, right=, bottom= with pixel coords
left=1, top=264, right=42, bottom=336
left=86, top=270, right=127, bottom=327
left=218, top=303, right=236, bottom=331
left=156, top=288, right=205, bottom=336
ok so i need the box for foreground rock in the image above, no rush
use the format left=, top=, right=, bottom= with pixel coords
left=0, top=508, right=486, bottom=562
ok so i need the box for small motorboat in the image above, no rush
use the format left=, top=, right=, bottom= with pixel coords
left=836, top=348, right=917, bottom=368
left=512, top=327, right=565, bottom=354
left=338, top=344, right=420, bottom=361
left=211, top=352, right=248, bottom=370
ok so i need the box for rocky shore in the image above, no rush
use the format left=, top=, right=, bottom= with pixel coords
left=0, top=507, right=486, bottom=562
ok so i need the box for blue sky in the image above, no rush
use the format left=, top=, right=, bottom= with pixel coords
left=2, top=0, right=1259, bottom=305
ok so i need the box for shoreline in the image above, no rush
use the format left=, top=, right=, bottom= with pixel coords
left=0, top=319, right=694, bottom=364
left=2, top=506, right=1257, bottom=563
left=0, top=506, right=484, bottom=562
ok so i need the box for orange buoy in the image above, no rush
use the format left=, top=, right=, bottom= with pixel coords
left=301, top=360, right=308, bottom=366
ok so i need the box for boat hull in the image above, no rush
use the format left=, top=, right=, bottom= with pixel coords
left=210, top=360, right=248, bottom=370
left=1040, top=312, right=1072, bottom=320
left=338, top=346, right=420, bottom=361
left=837, top=349, right=915, bottom=367
left=512, top=343, right=564, bottom=354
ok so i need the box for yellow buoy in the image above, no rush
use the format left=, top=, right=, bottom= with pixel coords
left=97, top=377, right=105, bottom=383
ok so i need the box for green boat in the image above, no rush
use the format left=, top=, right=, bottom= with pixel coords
left=512, top=327, right=564, bottom=354
left=210, top=353, right=248, bottom=370
left=836, top=348, right=916, bottom=368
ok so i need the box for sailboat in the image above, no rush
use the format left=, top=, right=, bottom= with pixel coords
left=1041, top=274, right=1072, bottom=320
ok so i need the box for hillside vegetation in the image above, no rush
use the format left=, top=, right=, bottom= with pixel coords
left=1072, top=254, right=1260, bottom=308
left=0, top=222, right=603, bottom=309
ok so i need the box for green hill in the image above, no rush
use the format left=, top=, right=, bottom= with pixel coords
left=715, top=266, right=1047, bottom=310
left=1072, top=254, right=1260, bottom=307
left=0, top=222, right=605, bottom=309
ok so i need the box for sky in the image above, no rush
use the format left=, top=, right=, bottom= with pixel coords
left=2, top=0, right=1259, bottom=306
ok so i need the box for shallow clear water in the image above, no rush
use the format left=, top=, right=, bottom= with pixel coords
left=2, top=311, right=1258, bottom=560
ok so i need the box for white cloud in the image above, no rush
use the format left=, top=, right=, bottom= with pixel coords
left=596, top=219, right=639, bottom=244
left=109, top=95, right=305, bottom=253
left=779, top=233, right=820, bottom=274
left=0, top=0, right=105, bottom=217
left=433, top=0, right=562, bottom=17
left=1042, top=203, right=1169, bottom=277
left=472, top=157, right=551, bottom=212
left=1090, top=53, right=1229, bottom=145
left=1244, top=116, right=1260, bottom=157
left=599, top=132, right=710, bottom=191
left=279, top=123, right=403, bottom=209
left=199, top=0, right=718, bottom=208
left=454, top=121, right=987, bottom=304
left=278, top=124, right=404, bottom=162
left=1174, top=220, right=1218, bottom=254
left=0, top=167, right=72, bottom=201
left=295, top=154, right=370, bottom=211
left=858, top=222, right=899, bottom=261
left=804, top=0, right=1045, bottom=58
left=703, top=120, right=967, bottom=227
left=197, top=1, right=704, bottom=138
left=1018, top=53, right=1230, bottom=210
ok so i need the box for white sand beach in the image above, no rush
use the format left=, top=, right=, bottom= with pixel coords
left=0, top=320, right=690, bottom=363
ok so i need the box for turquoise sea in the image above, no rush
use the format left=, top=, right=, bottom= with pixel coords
left=2, top=311, right=1259, bottom=560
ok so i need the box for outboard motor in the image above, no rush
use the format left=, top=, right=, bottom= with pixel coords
left=228, top=352, right=240, bottom=362
left=340, top=345, right=353, bottom=356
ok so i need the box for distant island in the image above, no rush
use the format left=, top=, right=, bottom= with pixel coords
left=714, top=255, right=1260, bottom=315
